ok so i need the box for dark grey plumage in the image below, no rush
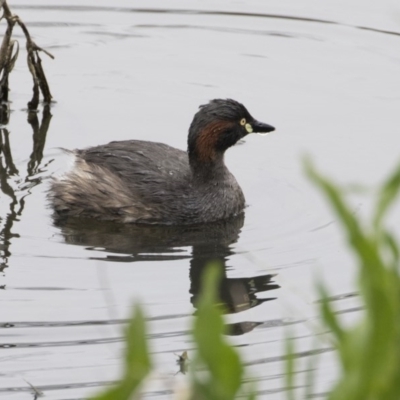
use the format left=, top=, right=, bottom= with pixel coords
left=49, top=99, right=275, bottom=225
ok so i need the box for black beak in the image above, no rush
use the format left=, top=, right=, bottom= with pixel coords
left=252, top=120, right=275, bottom=133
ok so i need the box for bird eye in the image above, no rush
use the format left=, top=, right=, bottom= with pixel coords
left=240, top=118, right=246, bottom=126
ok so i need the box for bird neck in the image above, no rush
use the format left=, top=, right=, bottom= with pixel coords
left=187, top=121, right=238, bottom=181
left=189, top=153, right=228, bottom=182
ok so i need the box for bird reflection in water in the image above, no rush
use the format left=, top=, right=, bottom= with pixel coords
left=54, top=213, right=280, bottom=336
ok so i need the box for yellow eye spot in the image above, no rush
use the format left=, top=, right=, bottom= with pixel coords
left=245, top=123, right=253, bottom=133
left=240, top=118, right=246, bottom=126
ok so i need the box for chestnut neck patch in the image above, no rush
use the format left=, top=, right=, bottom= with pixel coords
left=192, top=120, right=234, bottom=163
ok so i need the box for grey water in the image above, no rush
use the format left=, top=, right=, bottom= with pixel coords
left=1, top=0, right=400, bottom=398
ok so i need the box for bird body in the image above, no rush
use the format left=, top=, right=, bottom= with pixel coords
left=50, top=99, right=274, bottom=225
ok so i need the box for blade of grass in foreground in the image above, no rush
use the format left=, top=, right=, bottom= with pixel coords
left=285, top=332, right=295, bottom=400
left=373, top=161, right=400, bottom=230
left=191, top=263, right=244, bottom=400
left=91, top=304, right=151, bottom=400
left=303, top=159, right=400, bottom=400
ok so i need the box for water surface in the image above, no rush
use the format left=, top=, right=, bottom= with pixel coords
left=1, top=1, right=400, bottom=399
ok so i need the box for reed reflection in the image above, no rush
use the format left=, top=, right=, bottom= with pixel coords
left=54, top=214, right=280, bottom=336
left=0, top=107, right=52, bottom=269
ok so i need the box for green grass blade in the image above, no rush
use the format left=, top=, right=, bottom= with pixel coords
left=303, top=340, right=319, bottom=400
left=373, top=162, right=400, bottom=229
left=92, top=304, right=151, bottom=400
left=304, top=158, right=400, bottom=400
left=318, top=283, right=344, bottom=343
left=192, top=263, right=243, bottom=400
left=285, top=333, right=295, bottom=400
